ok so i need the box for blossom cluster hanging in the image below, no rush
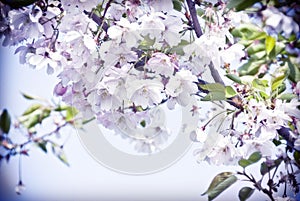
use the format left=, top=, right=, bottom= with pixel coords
left=1, top=0, right=300, bottom=200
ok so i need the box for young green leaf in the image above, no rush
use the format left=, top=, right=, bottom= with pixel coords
left=21, top=92, right=38, bottom=100
left=238, top=152, right=262, bottom=168
left=51, top=144, right=70, bottom=166
left=225, top=74, right=242, bottom=84
left=65, top=106, right=79, bottom=122
left=202, top=172, right=238, bottom=201
left=260, top=158, right=283, bottom=175
left=200, top=83, right=226, bottom=101
left=238, top=187, right=254, bottom=201
left=238, top=159, right=252, bottom=168
left=294, top=151, right=300, bottom=166
left=272, top=139, right=282, bottom=146
left=225, top=86, right=237, bottom=98
left=271, top=83, right=286, bottom=98
left=231, top=24, right=266, bottom=40
left=202, top=91, right=226, bottom=101
left=247, top=43, right=265, bottom=55
left=260, top=162, right=268, bottom=175
left=278, top=93, right=297, bottom=101
left=227, top=0, right=261, bottom=11
left=252, top=78, right=269, bottom=91
left=199, top=83, right=225, bottom=92
left=271, top=74, right=286, bottom=92
left=57, top=150, right=70, bottom=166
left=54, top=104, right=71, bottom=112
left=248, top=151, right=262, bottom=163
left=238, top=60, right=264, bottom=76
left=0, top=109, right=11, bottom=134
left=139, top=35, right=155, bottom=49
left=172, top=0, right=182, bottom=11
left=19, top=108, right=51, bottom=129
left=287, top=60, right=300, bottom=83
left=36, top=141, right=48, bottom=153
left=22, top=104, right=42, bottom=116
left=140, top=120, right=146, bottom=127
left=265, top=36, right=276, bottom=55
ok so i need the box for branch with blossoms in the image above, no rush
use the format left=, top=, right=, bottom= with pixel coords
left=0, top=92, right=91, bottom=194
left=0, top=0, right=300, bottom=200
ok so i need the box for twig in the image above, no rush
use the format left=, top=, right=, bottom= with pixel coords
left=208, top=62, right=225, bottom=85
left=238, top=170, right=275, bottom=201
left=186, top=1, right=226, bottom=96
left=186, top=0, right=203, bottom=37
left=17, top=122, right=68, bottom=148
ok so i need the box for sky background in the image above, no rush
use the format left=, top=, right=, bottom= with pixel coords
left=0, top=46, right=268, bottom=201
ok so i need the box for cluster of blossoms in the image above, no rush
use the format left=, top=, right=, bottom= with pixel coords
left=1, top=0, right=300, bottom=200
left=194, top=89, right=300, bottom=165
left=1, top=0, right=300, bottom=164
left=1, top=0, right=247, bottom=153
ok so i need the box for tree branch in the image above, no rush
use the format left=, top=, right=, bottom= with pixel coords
left=186, top=1, right=225, bottom=89
left=208, top=62, right=225, bottom=85
left=186, top=0, right=203, bottom=37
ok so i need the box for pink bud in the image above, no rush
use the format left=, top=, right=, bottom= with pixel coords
left=54, top=82, right=67, bottom=96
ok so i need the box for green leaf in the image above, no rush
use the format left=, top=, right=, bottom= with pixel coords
left=54, top=104, right=70, bottom=111
left=170, top=40, right=190, bottom=55
left=200, top=83, right=226, bottom=101
left=260, top=162, right=268, bottom=175
left=51, top=144, right=70, bottom=166
left=247, top=43, right=265, bottom=55
left=21, top=92, right=38, bottom=100
left=278, top=93, right=297, bottom=101
left=172, top=0, right=182, bottom=11
left=252, top=78, right=269, bottom=91
left=294, top=151, right=300, bottom=166
left=140, top=120, right=146, bottom=127
left=202, top=91, right=226, bottom=101
left=225, top=86, right=237, bottom=98
left=82, top=117, right=96, bottom=125
left=199, top=83, right=225, bottom=92
left=238, top=60, right=264, bottom=76
left=202, top=172, right=238, bottom=201
left=225, top=74, right=242, bottom=84
left=22, top=104, right=42, bottom=115
left=231, top=24, right=266, bottom=40
left=274, top=42, right=285, bottom=55
left=19, top=108, right=51, bottom=129
left=260, top=158, right=283, bottom=175
left=239, top=187, right=254, bottom=201
left=227, top=0, right=262, bottom=11
left=248, top=151, right=262, bottom=163
left=238, top=152, right=262, bottom=168
left=36, top=141, right=47, bottom=153
left=139, top=35, right=155, bottom=48
left=24, top=114, right=40, bottom=128
left=65, top=106, right=79, bottom=122
left=271, top=74, right=286, bottom=92
left=272, top=139, right=282, bottom=146
left=271, top=83, right=286, bottom=98
left=238, top=159, right=252, bottom=168
left=287, top=60, right=300, bottom=83
left=265, top=36, right=276, bottom=55
left=197, top=8, right=205, bottom=16
left=0, top=109, right=11, bottom=134
left=57, top=150, right=70, bottom=166
left=251, top=51, right=266, bottom=60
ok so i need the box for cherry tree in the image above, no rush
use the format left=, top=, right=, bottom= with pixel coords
left=0, top=0, right=299, bottom=200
